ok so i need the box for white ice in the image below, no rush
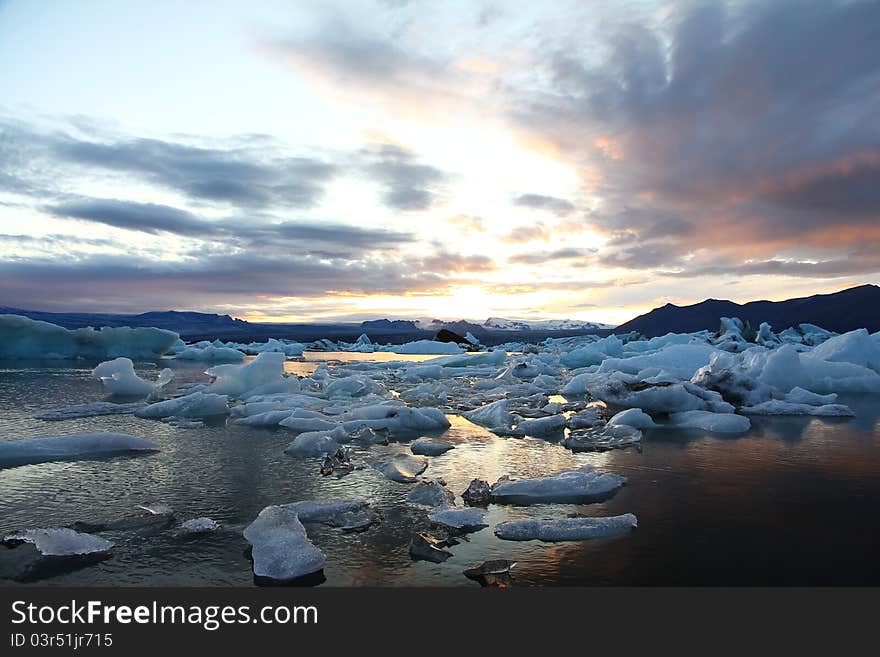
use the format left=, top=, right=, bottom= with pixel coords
left=0, top=432, right=159, bottom=468
left=490, top=465, right=626, bottom=504
left=494, top=514, right=638, bottom=542
left=92, top=357, right=173, bottom=398
left=3, top=528, right=113, bottom=556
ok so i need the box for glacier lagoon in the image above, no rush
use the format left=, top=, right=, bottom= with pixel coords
left=1, top=351, right=879, bottom=586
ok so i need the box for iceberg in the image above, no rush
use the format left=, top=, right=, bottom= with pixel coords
left=410, top=437, right=455, bottom=456
left=2, top=528, right=112, bottom=557
left=390, top=340, right=463, bottom=355
left=243, top=505, right=325, bottom=583
left=175, top=345, right=246, bottom=362
left=806, top=329, right=880, bottom=372
left=490, top=465, right=625, bottom=504
left=494, top=514, right=637, bottom=542
left=428, top=507, right=488, bottom=532
left=369, top=454, right=429, bottom=482
left=515, top=414, right=566, bottom=436
left=135, top=391, right=228, bottom=419
left=408, top=480, right=456, bottom=507
left=205, top=351, right=290, bottom=398
left=463, top=399, right=514, bottom=429
left=0, top=314, right=178, bottom=359
left=284, top=428, right=347, bottom=457
left=92, top=357, right=173, bottom=397
left=0, top=432, right=159, bottom=469
left=607, top=408, right=656, bottom=429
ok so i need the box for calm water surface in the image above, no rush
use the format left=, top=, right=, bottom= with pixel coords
left=1, top=354, right=879, bottom=586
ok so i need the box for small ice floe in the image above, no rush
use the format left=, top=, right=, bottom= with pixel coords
left=177, top=517, right=220, bottom=535
left=409, top=532, right=454, bottom=563
left=135, top=391, right=228, bottom=419
left=566, top=406, right=606, bottom=429
left=285, top=428, right=348, bottom=457
left=740, top=401, right=854, bottom=416
left=2, top=528, right=113, bottom=557
left=34, top=401, right=146, bottom=421
left=494, top=514, right=638, bottom=542
left=370, top=454, right=429, bottom=482
left=92, top=357, right=174, bottom=398
left=664, top=410, right=751, bottom=433
left=243, top=506, right=325, bottom=584
left=461, top=479, right=491, bottom=507
left=284, top=500, right=378, bottom=532
left=427, top=507, right=488, bottom=533
left=606, top=408, right=656, bottom=429
left=390, top=340, right=463, bottom=355
left=175, top=345, right=246, bottom=362
left=408, top=480, right=455, bottom=507
left=515, top=414, right=566, bottom=436
left=463, top=399, right=515, bottom=430
left=562, top=425, right=642, bottom=452
left=463, top=559, right=517, bottom=587
left=0, top=432, right=159, bottom=469
left=489, top=465, right=625, bottom=505
left=410, top=437, right=455, bottom=456
left=137, top=502, right=174, bottom=516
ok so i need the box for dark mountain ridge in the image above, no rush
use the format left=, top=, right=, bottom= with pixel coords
left=614, top=284, right=880, bottom=337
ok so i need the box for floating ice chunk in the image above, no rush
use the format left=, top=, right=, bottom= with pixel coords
left=665, top=410, right=750, bottom=433
left=2, top=528, right=112, bottom=556
left=490, top=465, right=625, bottom=505
left=175, top=345, right=246, bottom=362
left=494, top=514, right=637, bottom=542
left=563, top=425, right=642, bottom=452
left=408, top=480, right=455, bottom=507
left=591, top=380, right=734, bottom=414
left=399, top=382, right=448, bottom=406
left=283, top=500, right=377, bottom=531
left=390, top=340, right=463, bottom=355
left=278, top=416, right=338, bottom=433
left=341, top=405, right=450, bottom=434
left=424, top=350, right=507, bottom=368
left=284, top=428, right=346, bottom=457
left=463, top=399, right=514, bottom=429
left=205, top=351, right=288, bottom=398
left=560, top=335, right=623, bottom=368
left=739, top=401, right=855, bottom=416
left=92, top=357, right=173, bottom=398
left=755, top=322, right=781, bottom=347
left=34, top=401, right=145, bottom=421
left=178, top=517, right=220, bottom=535
left=807, top=329, right=880, bottom=372
left=324, top=375, right=385, bottom=398
left=243, top=506, right=325, bottom=582
left=135, top=391, right=228, bottom=419
left=370, top=454, right=429, bottom=482
left=0, top=432, right=159, bottom=469
left=428, top=507, right=488, bottom=532
left=607, top=408, right=656, bottom=428
left=785, top=387, right=838, bottom=405
left=566, top=406, right=606, bottom=429
left=239, top=338, right=306, bottom=357
left=0, top=314, right=178, bottom=359
left=516, top=414, right=566, bottom=435
left=597, top=344, right=719, bottom=381
left=411, top=437, right=455, bottom=456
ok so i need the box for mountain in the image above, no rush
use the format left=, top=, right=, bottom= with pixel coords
left=483, top=317, right=614, bottom=331
left=614, top=284, right=880, bottom=337
left=0, top=307, right=249, bottom=337
left=360, top=319, right=419, bottom=331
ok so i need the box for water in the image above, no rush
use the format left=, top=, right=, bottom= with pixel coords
left=1, top=356, right=879, bottom=586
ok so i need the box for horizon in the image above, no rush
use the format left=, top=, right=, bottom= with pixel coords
left=2, top=1, right=879, bottom=326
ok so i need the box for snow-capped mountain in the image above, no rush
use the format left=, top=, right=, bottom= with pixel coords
left=481, top=317, right=615, bottom=331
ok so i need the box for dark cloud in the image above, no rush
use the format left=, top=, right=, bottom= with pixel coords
left=0, top=121, right=337, bottom=209
left=513, top=193, right=575, bottom=216
left=515, top=0, right=880, bottom=268
left=45, top=196, right=415, bottom=250
left=361, top=144, right=446, bottom=210
left=508, top=248, right=593, bottom=265
left=421, top=252, right=495, bottom=273
left=0, top=251, right=460, bottom=313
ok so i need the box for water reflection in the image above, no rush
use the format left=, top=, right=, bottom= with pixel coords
left=0, top=361, right=878, bottom=586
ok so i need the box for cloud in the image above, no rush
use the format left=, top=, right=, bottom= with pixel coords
left=507, top=247, right=593, bottom=265
left=513, top=193, right=575, bottom=216
left=361, top=144, right=446, bottom=210
left=512, top=0, right=880, bottom=270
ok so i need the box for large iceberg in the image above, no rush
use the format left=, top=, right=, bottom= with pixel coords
left=0, top=433, right=159, bottom=468
left=0, top=314, right=178, bottom=359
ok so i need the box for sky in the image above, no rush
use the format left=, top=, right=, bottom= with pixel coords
left=0, top=0, right=878, bottom=326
